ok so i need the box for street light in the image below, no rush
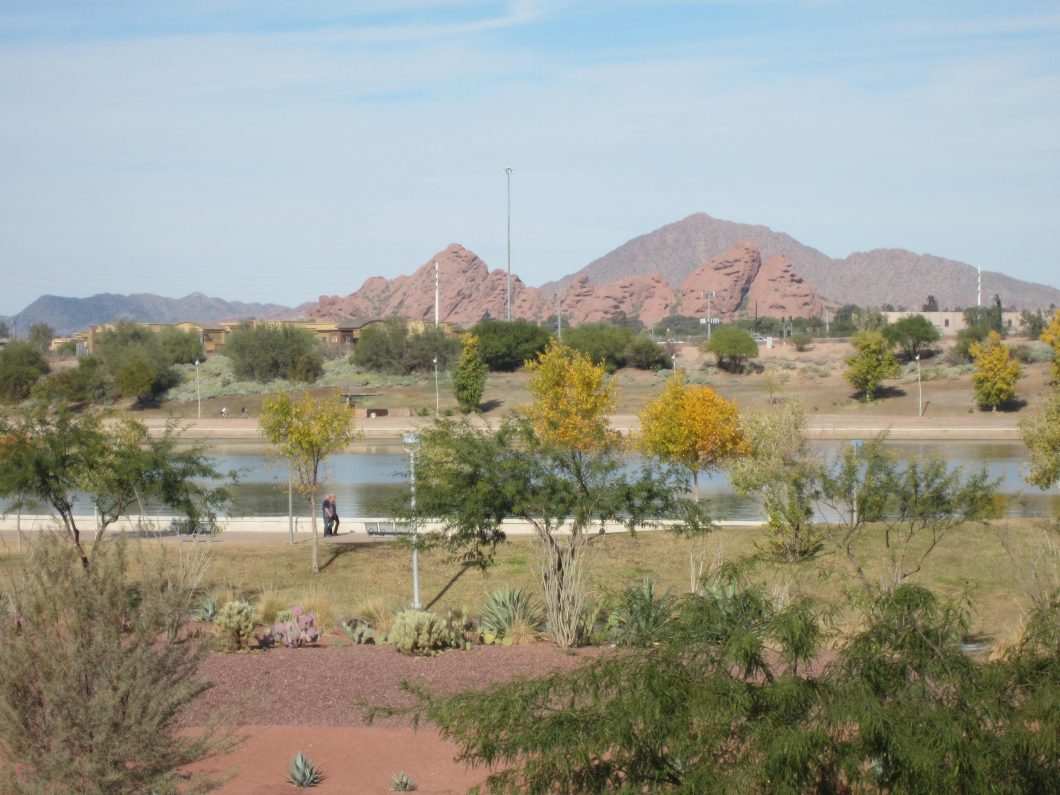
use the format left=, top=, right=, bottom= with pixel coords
left=403, top=431, right=422, bottom=609
left=671, top=353, right=677, bottom=374
left=915, top=353, right=923, bottom=417
left=433, top=356, right=440, bottom=418
left=504, top=166, right=514, bottom=322
left=194, top=359, right=201, bottom=419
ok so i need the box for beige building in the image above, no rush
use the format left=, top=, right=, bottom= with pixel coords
left=883, top=310, right=1024, bottom=337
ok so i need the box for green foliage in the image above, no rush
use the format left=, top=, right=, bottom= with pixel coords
left=1020, top=393, right=1060, bottom=489
left=790, top=331, right=812, bottom=351
left=157, top=326, right=204, bottom=364
left=478, top=587, right=544, bottom=645
left=199, top=595, right=221, bottom=623
left=562, top=322, right=633, bottom=372
left=844, top=329, right=901, bottom=400
left=922, top=294, right=939, bottom=311
left=883, top=314, right=940, bottom=359
left=624, top=333, right=668, bottom=370
left=214, top=601, right=258, bottom=652
left=288, top=752, right=323, bottom=788
left=390, top=771, right=417, bottom=791
left=703, top=326, right=758, bottom=373
left=35, top=354, right=109, bottom=405
left=468, top=318, right=552, bottom=371
left=0, top=340, right=49, bottom=402
left=607, top=578, right=678, bottom=647
left=452, top=333, right=488, bottom=413
left=389, top=610, right=455, bottom=656
left=1018, top=309, right=1046, bottom=339
left=26, top=322, right=54, bottom=354
left=353, top=319, right=459, bottom=375
left=93, top=321, right=185, bottom=406
left=0, top=536, right=225, bottom=794
left=0, top=403, right=229, bottom=566
left=224, top=323, right=323, bottom=382
left=0, top=320, right=9, bottom=338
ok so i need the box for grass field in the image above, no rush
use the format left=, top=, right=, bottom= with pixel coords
left=13, top=516, right=1045, bottom=649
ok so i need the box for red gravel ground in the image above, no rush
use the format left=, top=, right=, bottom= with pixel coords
left=183, top=643, right=602, bottom=793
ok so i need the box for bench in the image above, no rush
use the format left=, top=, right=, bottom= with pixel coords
left=364, top=521, right=415, bottom=538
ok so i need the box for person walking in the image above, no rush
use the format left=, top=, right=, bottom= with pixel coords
left=322, top=494, right=338, bottom=537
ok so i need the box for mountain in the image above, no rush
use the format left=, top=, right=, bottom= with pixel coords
left=10, top=292, right=293, bottom=336
left=546, top=212, right=1060, bottom=311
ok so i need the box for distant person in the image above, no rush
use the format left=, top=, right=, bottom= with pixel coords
left=322, top=494, right=338, bottom=536
left=220, top=406, right=228, bottom=419
left=241, top=406, right=248, bottom=419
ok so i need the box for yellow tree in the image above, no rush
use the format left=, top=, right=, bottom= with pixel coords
left=637, top=370, right=749, bottom=495
left=1040, top=309, right=1060, bottom=383
left=259, top=391, right=360, bottom=573
left=970, top=331, right=1022, bottom=411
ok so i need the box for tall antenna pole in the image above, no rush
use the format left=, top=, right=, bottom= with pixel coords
left=505, top=167, right=514, bottom=322
left=434, top=260, right=440, bottom=327
left=556, top=295, right=562, bottom=341
left=977, top=267, right=982, bottom=308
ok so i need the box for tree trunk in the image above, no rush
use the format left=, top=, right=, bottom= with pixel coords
left=309, top=493, right=319, bottom=573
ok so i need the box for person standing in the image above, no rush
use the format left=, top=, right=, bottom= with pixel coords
left=322, top=494, right=337, bottom=537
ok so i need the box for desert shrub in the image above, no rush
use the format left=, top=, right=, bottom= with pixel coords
left=389, top=610, right=453, bottom=656
left=341, top=618, right=375, bottom=645
left=254, top=588, right=286, bottom=625
left=0, top=535, right=225, bottom=794
left=0, top=341, right=50, bottom=402
left=354, top=597, right=396, bottom=640
left=624, top=334, right=669, bottom=370
left=791, top=331, right=812, bottom=351
left=390, top=771, right=417, bottom=791
left=215, top=600, right=258, bottom=652
left=563, top=322, right=633, bottom=372
left=224, top=323, right=323, bottom=383
left=703, top=327, right=758, bottom=373
left=607, top=578, right=679, bottom=647
left=478, top=587, right=544, bottom=645
left=288, top=752, right=323, bottom=788
left=469, top=318, right=552, bottom=371
left=199, top=594, right=221, bottom=623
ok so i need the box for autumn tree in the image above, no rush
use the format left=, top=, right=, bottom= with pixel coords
left=637, top=370, right=748, bottom=495
left=1041, top=308, right=1060, bottom=383
left=971, top=330, right=1022, bottom=411
left=259, top=391, right=359, bottom=572
left=1020, top=393, right=1060, bottom=490
left=844, top=330, right=901, bottom=400
left=451, top=333, right=488, bottom=413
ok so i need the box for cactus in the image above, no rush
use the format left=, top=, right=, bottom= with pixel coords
left=214, top=601, right=257, bottom=652
left=288, top=752, right=323, bottom=787
left=198, top=595, right=220, bottom=623
left=270, top=605, right=322, bottom=648
left=389, top=610, right=449, bottom=656
left=390, top=771, right=417, bottom=791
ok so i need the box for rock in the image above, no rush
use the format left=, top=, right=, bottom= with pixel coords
left=744, top=254, right=824, bottom=319
left=677, top=242, right=762, bottom=319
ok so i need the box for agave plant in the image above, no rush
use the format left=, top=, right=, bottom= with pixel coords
left=607, top=578, right=679, bottom=647
left=390, top=771, right=417, bottom=791
left=288, top=752, right=323, bottom=788
left=479, top=587, right=544, bottom=645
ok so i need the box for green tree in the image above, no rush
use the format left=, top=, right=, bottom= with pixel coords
left=27, top=322, right=54, bottom=354
left=468, top=319, right=552, bottom=371
left=562, top=322, right=633, bottom=372
left=971, top=330, right=1022, bottom=411
left=1041, top=308, right=1060, bottom=383
left=94, top=321, right=181, bottom=406
left=702, top=326, right=758, bottom=373
left=624, top=334, right=668, bottom=370
left=0, top=404, right=229, bottom=566
left=922, top=294, right=939, bottom=311
left=0, top=320, right=9, bottom=338
left=0, top=341, right=50, bottom=402
left=790, top=330, right=812, bottom=352
left=853, top=306, right=888, bottom=331
left=353, top=318, right=409, bottom=374
left=883, top=314, right=941, bottom=360
left=157, top=326, right=204, bottom=364
left=1018, top=309, right=1046, bottom=340
left=844, top=330, right=901, bottom=400
left=224, top=323, right=323, bottom=383
left=1019, top=392, right=1060, bottom=490
left=259, top=392, right=360, bottom=573
left=451, top=333, right=488, bottom=413
left=0, top=536, right=227, bottom=794
left=637, top=370, right=748, bottom=493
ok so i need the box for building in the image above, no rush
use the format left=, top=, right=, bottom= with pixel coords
left=882, top=310, right=1024, bottom=337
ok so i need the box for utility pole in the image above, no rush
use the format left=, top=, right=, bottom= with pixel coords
left=505, top=167, right=514, bottom=322
left=703, top=291, right=716, bottom=341
left=434, top=260, right=440, bottom=328
left=556, top=295, right=562, bottom=341
left=977, top=267, right=982, bottom=308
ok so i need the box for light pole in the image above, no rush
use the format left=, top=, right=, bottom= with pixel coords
left=704, top=291, right=716, bottom=341
left=403, top=431, right=422, bottom=609
left=194, top=359, right=201, bottom=419
left=915, top=353, right=923, bottom=417
left=433, top=356, right=440, bottom=417
left=504, top=166, right=514, bottom=322
left=671, top=353, right=677, bottom=374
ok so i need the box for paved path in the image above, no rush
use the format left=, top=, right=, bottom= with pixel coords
left=140, top=412, right=1023, bottom=444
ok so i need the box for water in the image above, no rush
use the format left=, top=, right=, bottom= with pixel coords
left=5, top=441, right=1057, bottom=521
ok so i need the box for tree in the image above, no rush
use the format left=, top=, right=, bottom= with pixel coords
left=844, top=330, right=901, bottom=400
left=259, top=392, right=359, bottom=573
left=702, top=327, right=758, bottom=373
left=451, top=333, right=488, bottom=413
left=224, top=323, right=323, bottom=383
left=853, top=307, right=888, bottom=331
left=922, top=294, right=939, bottom=312
left=816, top=438, right=997, bottom=588
left=352, top=318, right=408, bottom=374
left=157, top=326, right=204, bottom=364
left=0, top=341, right=50, bottom=402
left=1041, top=308, right=1060, bottom=383
left=1018, top=309, right=1046, bottom=340
left=1019, top=392, right=1060, bottom=490
left=624, top=334, right=668, bottom=370
left=883, top=314, right=940, bottom=360
left=0, top=536, right=227, bottom=793
left=27, top=322, right=54, bottom=354
left=415, top=343, right=693, bottom=647
left=94, top=321, right=182, bottom=406
left=0, top=320, right=9, bottom=338
left=562, top=322, right=633, bottom=372
left=468, top=319, right=552, bottom=372
left=637, top=370, right=748, bottom=494
left=0, top=404, right=229, bottom=567
left=791, top=331, right=812, bottom=352
left=970, top=330, right=1022, bottom=411
left=730, top=401, right=824, bottom=561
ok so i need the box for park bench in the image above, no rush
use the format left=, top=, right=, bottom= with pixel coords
left=364, top=521, right=415, bottom=538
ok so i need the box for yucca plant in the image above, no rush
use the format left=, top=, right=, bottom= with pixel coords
left=390, top=771, right=417, bottom=791
left=479, top=587, right=544, bottom=645
left=288, top=752, right=323, bottom=788
left=607, top=578, right=679, bottom=648
left=198, top=594, right=220, bottom=623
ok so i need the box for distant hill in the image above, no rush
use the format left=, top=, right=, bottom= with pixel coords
left=543, top=212, right=1060, bottom=311
left=10, top=292, right=294, bottom=336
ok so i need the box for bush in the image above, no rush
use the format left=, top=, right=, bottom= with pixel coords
left=0, top=535, right=225, bottom=793
left=702, top=327, right=758, bottom=373
left=625, top=334, right=669, bottom=370
left=354, top=320, right=460, bottom=375
left=215, top=600, right=258, bottom=652
left=224, top=323, right=323, bottom=383
left=478, top=587, right=544, bottom=645
left=607, top=578, right=679, bottom=647
left=0, top=341, right=49, bottom=402
left=562, top=323, right=633, bottom=372
left=469, top=319, right=552, bottom=371
left=791, top=331, right=812, bottom=352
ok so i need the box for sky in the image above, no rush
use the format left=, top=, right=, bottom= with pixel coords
left=2, top=0, right=1059, bottom=315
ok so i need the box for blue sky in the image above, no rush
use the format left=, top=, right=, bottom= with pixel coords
left=2, top=1, right=1059, bottom=315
